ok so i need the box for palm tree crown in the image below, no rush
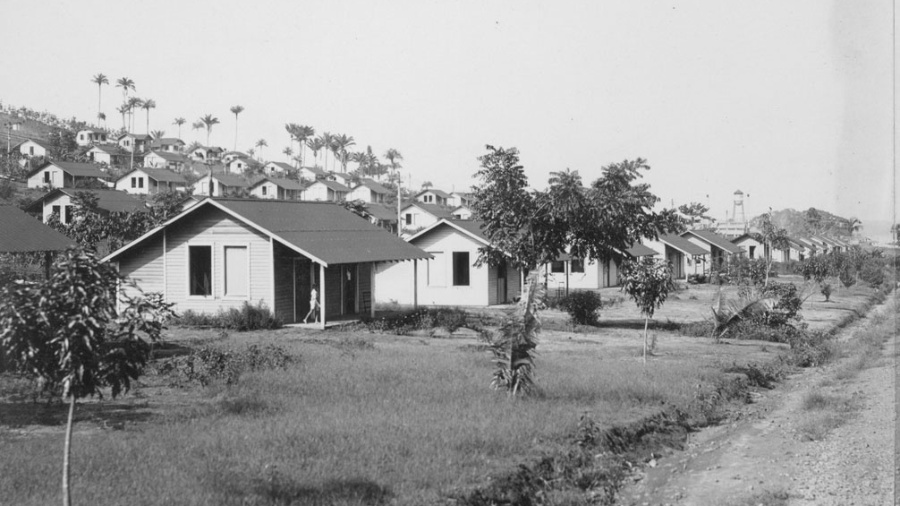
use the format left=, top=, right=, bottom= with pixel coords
left=92, top=73, right=109, bottom=124
left=230, top=105, right=244, bottom=151
left=142, top=99, right=156, bottom=134
left=116, top=77, right=135, bottom=101
left=199, top=114, right=220, bottom=147
left=173, top=117, right=186, bottom=139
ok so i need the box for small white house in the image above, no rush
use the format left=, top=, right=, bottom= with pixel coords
left=375, top=219, right=521, bottom=307
left=149, top=138, right=185, bottom=153
left=143, top=150, right=188, bottom=171
left=26, top=161, right=108, bottom=189
left=86, top=144, right=131, bottom=167
left=25, top=188, right=147, bottom=224
left=399, top=202, right=454, bottom=234
left=643, top=234, right=708, bottom=280
left=115, top=167, right=188, bottom=195
left=415, top=189, right=451, bottom=206
left=303, top=180, right=350, bottom=202
left=542, top=244, right=658, bottom=291
left=117, top=133, right=151, bottom=154
left=327, top=172, right=354, bottom=186
left=263, top=162, right=293, bottom=177
left=226, top=156, right=261, bottom=175
left=12, top=139, right=52, bottom=158
left=451, top=206, right=473, bottom=220
left=192, top=173, right=250, bottom=197
left=448, top=192, right=474, bottom=208
left=299, top=166, right=326, bottom=181
left=75, top=128, right=109, bottom=147
left=248, top=177, right=305, bottom=200
left=187, top=145, right=223, bottom=162
left=347, top=179, right=390, bottom=204
left=680, top=229, right=744, bottom=272
left=732, top=234, right=767, bottom=260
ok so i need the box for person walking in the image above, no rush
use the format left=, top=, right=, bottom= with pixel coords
left=304, top=284, right=320, bottom=324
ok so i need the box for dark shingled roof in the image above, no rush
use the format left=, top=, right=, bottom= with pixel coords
left=27, top=161, right=108, bottom=179
left=658, top=234, right=708, bottom=256
left=146, top=150, right=188, bottom=163
left=416, top=189, right=452, bottom=200
left=681, top=229, right=743, bottom=254
left=363, top=203, right=398, bottom=222
left=251, top=177, right=306, bottom=191
left=311, top=180, right=351, bottom=192
left=13, top=138, right=53, bottom=151
left=121, top=167, right=187, bottom=184
left=401, top=202, right=455, bottom=220
left=266, top=162, right=294, bottom=172
left=0, top=205, right=74, bottom=253
left=625, top=244, right=658, bottom=257
left=211, top=173, right=250, bottom=187
left=25, top=189, right=148, bottom=215
left=355, top=179, right=391, bottom=194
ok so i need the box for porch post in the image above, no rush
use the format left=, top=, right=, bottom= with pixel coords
left=319, top=263, right=327, bottom=330
left=413, top=259, right=418, bottom=310
left=370, top=262, right=376, bottom=318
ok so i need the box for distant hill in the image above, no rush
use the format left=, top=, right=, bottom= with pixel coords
left=749, top=208, right=854, bottom=238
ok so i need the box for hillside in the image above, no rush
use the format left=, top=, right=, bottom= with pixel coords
left=749, top=208, right=854, bottom=238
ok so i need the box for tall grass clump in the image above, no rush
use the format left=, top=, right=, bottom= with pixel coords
left=361, top=307, right=468, bottom=335
left=154, top=343, right=294, bottom=386
left=177, top=301, right=282, bottom=331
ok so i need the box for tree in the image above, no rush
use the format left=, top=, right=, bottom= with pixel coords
left=845, top=217, right=862, bottom=237
left=384, top=148, right=404, bottom=236
left=199, top=114, right=220, bottom=147
left=753, top=210, right=791, bottom=287
left=421, top=181, right=433, bottom=189
left=141, top=99, right=156, bottom=135
left=620, top=257, right=675, bottom=364
left=805, top=208, right=822, bottom=236
left=335, top=134, right=355, bottom=171
left=230, top=105, right=244, bottom=151
left=255, top=139, right=268, bottom=161
left=307, top=137, right=325, bottom=168
left=678, top=201, right=712, bottom=229
left=490, top=273, right=544, bottom=395
left=173, top=117, right=186, bottom=139
left=126, top=97, right=143, bottom=133
left=151, top=130, right=166, bottom=140
left=117, top=103, right=129, bottom=132
left=0, top=248, right=174, bottom=506
left=297, top=126, right=315, bottom=167
left=115, top=77, right=135, bottom=103
left=283, top=146, right=293, bottom=162
left=91, top=73, right=108, bottom=124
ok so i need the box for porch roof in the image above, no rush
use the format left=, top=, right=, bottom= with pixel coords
left=682, top=229, right=743, bottom=254
left=658, top=234, right=708, bottom=256
left=0, top=205, right=74, bottom=252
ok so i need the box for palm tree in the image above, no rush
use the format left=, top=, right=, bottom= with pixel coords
left=384, top=148, right=404, bottom=236
left=117, top=103, right=130, bottom=131
left=151, top=130, right=166, bottom=140
left=307, top=137, right=325, bottom=168
left=173, top=117, right=186, bottom=139
left=285, top=123, right=300, bottom=166
left=335, top=134, right=355, bottom=172
left=126, top=97, right=143, bottom=133
left=283, top=146, right=293, bottom=162
left=116, top=77, right=135, bottom=103
left=846, top=217, right=862, bottom=237
left=230, top=105, right=244, bottom=151
left=142, top=99, right=156, bottom=134
left=199, top=114, right=220, bottom=147
left=255, top=139, right=268, bottom=161
left=350, top=151, right=368, bottom=174
left=297, top=125, right=315, bottom=167
left=319, top=133, right=334, bottom=171
left=91, top=73, right=109, bottom=124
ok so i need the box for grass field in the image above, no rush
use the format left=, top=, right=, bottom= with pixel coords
left=0, top=278, right=881, bottom=505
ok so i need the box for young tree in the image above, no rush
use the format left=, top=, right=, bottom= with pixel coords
left=678, top=201, right=712, bottom=229
left=491, top=273, right=544, bottom=395
left=0, top=248, right=174, bottom=506
left=620, top=257, right=675, bottom=364
left=199, top=114, right=220, bottom=147
left=753, top=210, right=791, bottom=287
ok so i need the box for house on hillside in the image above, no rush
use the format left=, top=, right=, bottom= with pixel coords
left=299, top=166, right=326, bottom=181
left=542, top=244, right=658, bottom=291
left=680, top=229, right=743, bottom=271
left=114, top=167, right=187, bottom=195
left=221, top=151, right=251, bottom=164
left=327, top=172, right=354, bottom=186
left=26, top=161, right=108, bottom=189
left=117, top=133, right=151, bottom=154
left=25, top=188, right=147, bottom=224
left=75, top=128, right=109, bottom=147
left=451, top=206, right=473, bottom=220
left=793, top=237, right=819, bottom=257
left=0, top=205, right=74, bottom=279
left=347, top=179, right=390, bottom=204
left=187, top=145, right=224, bottom=162
left=12, top=139, right=52, bottom=158
left=148, top=138, right=185, bottom=153
left=359, top=203, right=397, bottom=233
left=102, top=198, right=430, bottom=328
left=248, top=177, right=305, bottom=200
left=448, top=192, right=474, bottom=208
left=416, top=189, right=451, bottom=206
left=143, top=150, right=188, bottom=171
left=86, top=144, right=131, bottom=167
left=303, top=180, right=350, bottom=202
left=399, top=202, right=454, bottom=234
left=643, top=234, right=708, bottom=280
left=263, top=162, right=293, bottom=177
left=192, top=173, right=250, bottom=197
left=226, top=156, right=261, bottom=175
left=375, top=219, right=520, bottom=307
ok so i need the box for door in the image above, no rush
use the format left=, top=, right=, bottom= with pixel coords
left=342, top=264, right=356, bottom=314
left=496, top=260, right=508, bottom=303
left=293, top=259, right=312, bottom=322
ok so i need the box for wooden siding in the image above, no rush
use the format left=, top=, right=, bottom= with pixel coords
left=118, top=231, right=165, bottom=301
left=272, top=242, right=296, bottom=322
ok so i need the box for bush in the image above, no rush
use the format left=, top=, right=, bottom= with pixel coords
left=560, top=291, right=602, bottom=326
left=156, top=344, right=293, bottom=386
left=859, top=261, right=884, bottom=286
left=176, top=301, right=282, bottom=331
left=821, top=283, right=833, bottom=301
left=687, top=274, right=707, bottom=285
left=361, top=307, right=469, bottom=335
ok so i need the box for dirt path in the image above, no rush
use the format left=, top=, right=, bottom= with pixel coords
left=617, top=301, right=897, bottom=506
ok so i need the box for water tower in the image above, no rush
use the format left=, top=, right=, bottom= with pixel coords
left=732, top=189, right=746, bottom=224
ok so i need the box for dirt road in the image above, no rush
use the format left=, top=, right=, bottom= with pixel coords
left=617, top=301, right=897, bottom=506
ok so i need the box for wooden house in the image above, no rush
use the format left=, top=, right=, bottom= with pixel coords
left=680, top=229, right=743, bottom=271
left=298, top=166, right=326, bottom=181
left=399, top=202, right=454, bottom=234
left=347, top=179, right=390, bottom=204
left=143, top=150, right=188, bottom=171
left=415, top=189, right=451, bottom=206
left=303, top=180, right=350, bottom=202
left=86, top=144, right=131, bottom=167
left=12, top=139, right=52, bottom=158
left=732, top=234, right=767, bottom=260
left=26, top=161, right=108, bottom=189
left=117, top=133, right=151, bottom=154
left=248, top=177, right=305, bottom=200
left=102, top=198, right=430, bottom=328
left=192, top=173, right=250, bottom=197
left=542, top=244, right=658, bottom=291
left=375, top=219, right=520, bottom=307
left=149, top=138, right=185, bottom=153
left=263, top=161, right=293, bottom=177
left=115, top=167, right=188, bottom=195
left=75, top=128, right=109, bottom=147
left=643, top=234, right=708, bottom=280
left=25, top=188, right=147, bottom=224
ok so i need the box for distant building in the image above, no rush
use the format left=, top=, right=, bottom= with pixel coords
left=192, top=173, right=250, bottom=197
left=248, top=177, right=305, bottom=200
left=117, top=133, right=151, bottom=154
left=26, top=161, right=108, bottom=189
left=148, top=138, right=185, bottom=153
left=303, top=180, right=350, bottom=202
left=75, top=128, right=109, bottom=147
left=415, top=189, right=451, bottom=206
left=347, top=179, right=391, bottom=204
left=25, top=188, right=147, bottom=224
left=12, top=139, right=52, bottom=158
left=115, top=167, right=188, bottom=195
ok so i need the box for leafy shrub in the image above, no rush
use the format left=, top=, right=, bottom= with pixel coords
left=156, top=344, right=293, bottom=386
left=761, top=282, right=804, bottom=327
left=687, top=274, right=707, bottom=284
left=601, top=295, right=625, bottom=309
left=820, top=283, right=833, bottom=301
left=859, top=261, right=884, bottom=286
left=839, top=268, right=856, bottom=288
left=176, top=301, right=282, bottom=331
left=785, top=330, right=835, bottom=368
left=560, top=291, right=602, bottom=326
left=361, top=307, right=468, bottom=335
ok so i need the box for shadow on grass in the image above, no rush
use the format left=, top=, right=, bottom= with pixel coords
left=0, top=400, right=153, bottom=428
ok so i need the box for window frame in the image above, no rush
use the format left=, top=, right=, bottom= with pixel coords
left=187, top=243, right=214, bottom=298
left=221, top=243, right=251, bottom=300
left=570, top=258, right=585, bottom=273
left=452, top=251, right=470, bottom=286
left=550, top=260, right=565, bottom=273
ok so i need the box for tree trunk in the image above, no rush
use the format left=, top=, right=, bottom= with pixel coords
left=62, top=392, right=75, bottom=506
left=642, top=316, right=649, bottom=365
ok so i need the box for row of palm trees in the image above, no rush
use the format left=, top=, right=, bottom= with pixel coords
left=92, top=74, right=157, bottom=136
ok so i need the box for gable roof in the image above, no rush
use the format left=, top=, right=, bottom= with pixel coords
left=117, top=133, right=151, bottom=141
left=400, top=202, right=455, bottom=220
left=625, top=244, right=658, bottom=257
left=88, top=144, right=129, bottom=155
left=146, top=150, right=188, bottom=163
left=658, top=234, right=708, bottom=256
left=27, top=161, right=107, bottom=179
left=362, top=203, right=398, bottom=222
left=202, top=173, right=250, bottom=187
left=14, top=138, right=53, bottom=151
left=328, top=171, right=353, bottom=180
left=793, top=237, right=818, bottom=251
left=266, top=162, right=294, bottom=172
left=310, top=179, right=351, bottom=192
left=24, top=188, right=148, bottom=215
left=300, top=166, right=327, bottom=176
left=149, top=138, right=184, bottom=147
left=681, top=229, right=743, bottom=254
left=409, top=219, right=490, bottom=246
left=0, top=205, right=74, bottom=253
left=250, top=177, right=305, bottom=191
left=104, top=198, right=431, bottom=266
left=416, top=189, right=451, bottom=199
left=119, top=167, right=187, bottom=184
left=354, top=179, right=390, bottom=194
left=77, top=128, right=106, bottom=134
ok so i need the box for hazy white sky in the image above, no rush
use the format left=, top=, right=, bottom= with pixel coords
left=1, top=1, right=895, bottom=235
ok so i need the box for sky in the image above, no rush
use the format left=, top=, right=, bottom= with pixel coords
left=1, top=1, right=895, bottom=239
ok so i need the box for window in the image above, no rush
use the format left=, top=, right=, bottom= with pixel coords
left=452, top=251, right=470, bottom=286
left=131, top=177, right=137, bottom=188
left=64, top=206, right=72, bottom=224
left=223, top=246, right=248, bottom=297
left=51, top=205, right=61, bottom=217
left=138, top=178, right=144, bottom=188
left=571, top=259, right=584, bottom=273
left=405, top=213, right=413, bottom=226
left=189, top=246, right=212, bottom=296
left=428, top=252, right=446, bottom=286
left=262, top=185, right=267, bottom=196
left=748, top=245, right=756, bottom=259
left=29, top=146, right=34, bottom=155
left=551, top=261, right=565, bottom=273
left=43, top=171, right=50, bottom=183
